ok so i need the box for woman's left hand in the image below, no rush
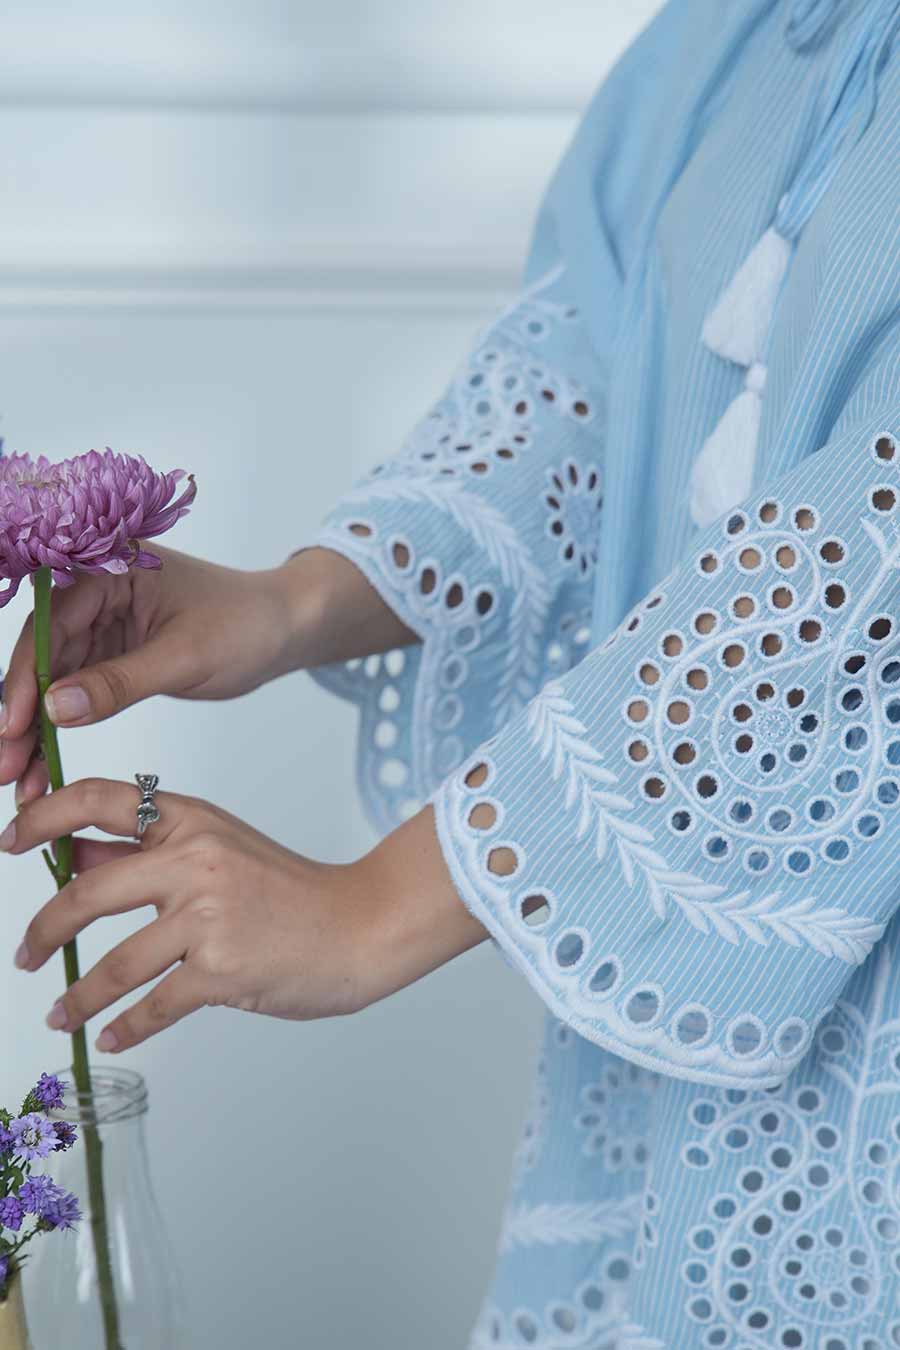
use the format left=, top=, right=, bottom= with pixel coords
left=0, top=779, right=486, bottom=1052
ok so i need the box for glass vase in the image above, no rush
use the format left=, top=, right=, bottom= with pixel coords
left=0, top=1274, right=31, bottom=1350
left=23, top=1067, right=186, bottom=1349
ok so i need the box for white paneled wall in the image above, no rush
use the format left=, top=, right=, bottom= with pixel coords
left=0, top=6, right=660, bottom=1347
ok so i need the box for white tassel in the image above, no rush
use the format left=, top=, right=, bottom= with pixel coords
left=690, top=222, right=791, bottom=526
left=689, top=362, right=766, bottom=527
left=701, top=226, right=791, bottom=366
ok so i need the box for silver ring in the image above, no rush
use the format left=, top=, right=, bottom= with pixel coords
left=135, top=773, right=161, bottom=836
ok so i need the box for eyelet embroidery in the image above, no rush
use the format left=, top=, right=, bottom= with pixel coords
left=543, top=459, right=603, bottom=576
left=676, top=940, right=900, bottom=1349
left=526, top=680, right=881, bottom=961
left=313, top=270, right=605, bottom=834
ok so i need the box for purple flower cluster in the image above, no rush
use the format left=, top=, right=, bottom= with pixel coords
left=19, top=1176, right=81, bottom=1232
left=9, top=1113, right=57, bottom=1162
left=53, top=1120, right=78, bottom=1152
left=33, top=1073, right=65, bottom=1112
left=0, top=1198, right=24, bottom=1233
left=0, top=1072, right=82, bottom=1297
left=0, top=448, right=197, bottom=606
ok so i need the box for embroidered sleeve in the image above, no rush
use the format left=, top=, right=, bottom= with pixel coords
left=435, top=410, right=900, bottom=1090
left=311, top=265, right=607, bottom=834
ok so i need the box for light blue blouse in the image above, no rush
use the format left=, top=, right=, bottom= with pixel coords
left=314, top=1, right=900, bottom=1345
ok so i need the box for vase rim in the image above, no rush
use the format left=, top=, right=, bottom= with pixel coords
left=49, top=1065, right=148, bottom=1125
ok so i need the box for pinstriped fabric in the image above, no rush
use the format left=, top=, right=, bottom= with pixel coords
left=312, top=0, right=900, bottom=1343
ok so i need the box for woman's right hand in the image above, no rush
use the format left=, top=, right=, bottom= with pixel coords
left=0, top=543, right=418, bottom=806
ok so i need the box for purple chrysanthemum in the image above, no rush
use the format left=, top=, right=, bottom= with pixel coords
left=9, top=1113, right=57, bottom=1161
left=52, top=1120, right=78, bottom=1152
left=0, top=1197, right=24, bottom=1233
left=33, top=1073, right=65, bottom=1112
left=0, top=449, right=197, bottom=606
left=0, top=1126, right=13, bottom=1157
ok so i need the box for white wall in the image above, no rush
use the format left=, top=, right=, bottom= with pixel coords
left=0, top=5, right=660, bottom=1346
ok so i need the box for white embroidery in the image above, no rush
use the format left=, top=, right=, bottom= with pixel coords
left=617, top=1326, right=666, bottom=1350
left=677, top=939, right=900, bottom=1348
left=527, top=680, right=882, bottom=961
left=501, top=1197, right=642, bottom=1252
left=338, top=474, right=552, bottom=731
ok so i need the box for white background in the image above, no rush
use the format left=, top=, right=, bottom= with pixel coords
left=0, top=4, right=659, bottom=1345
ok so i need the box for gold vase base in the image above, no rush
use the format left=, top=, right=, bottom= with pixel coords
left=0, top=1277, right=32, bottom=1350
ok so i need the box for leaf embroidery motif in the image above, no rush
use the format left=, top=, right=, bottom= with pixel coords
left=500, top=1197, right=641, bottom=1252
left=528, top=680, right=884, bottom=962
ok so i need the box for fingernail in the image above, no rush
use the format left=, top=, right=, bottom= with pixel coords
left=96, top=1028, right=119, bottom=1053
left=0, top=704, right=8, bottom=737
left=13, top=781, right=27, bottom=808
left=0, top=820, right=16, bottom=851
left=13, top=942, right=30, bottom=970
left=45, top=686, right=89, bottom=724
left=46, top=1000, right=70, bottom=1031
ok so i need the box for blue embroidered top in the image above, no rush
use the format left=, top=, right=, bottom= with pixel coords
left=313, top=1, right=900, bottom=1345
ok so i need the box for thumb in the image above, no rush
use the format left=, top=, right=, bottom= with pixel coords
left=44, top=632, right=197, bottom=726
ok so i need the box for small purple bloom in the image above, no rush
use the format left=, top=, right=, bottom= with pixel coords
left=52, top=1120, right=78, bottom=1152
left=20, top=1176, right=80, bottom=1231
left=40, top=1188, right=81, bottom=1232
left=0, top=1197, right=24, bottom=1232
left=19, top=1174, right=56, bottom=1215
left=9, top=1113, right=57, bottom=1161
left=33, top=1073, right=65, bottom=1111
left=0, top=1126, right=13, bottom=1157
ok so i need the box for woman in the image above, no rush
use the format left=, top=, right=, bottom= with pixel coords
left=2, top=0, right=900, bottom=1343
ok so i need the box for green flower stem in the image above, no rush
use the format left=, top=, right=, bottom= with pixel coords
left=33, top=567, right=123, bottom=1350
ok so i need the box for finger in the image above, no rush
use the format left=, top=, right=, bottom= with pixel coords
left=18, top=849, right=186, bottom=971
left=0, top=777, right=185, bottom=854
left=44, top=918, right=188, bottom=1035
left=13, top=753, right=49, bottom=808
left=95, top=964, right=207, bottom=1053
left=0, top=724, right=40, bottom=789
left=0, top=612, right=38, bottom=739
left=70, top=836, right=141, bottom=873
left=1, top=585, right=93, bottom=738
left=45, top=625, right=201, bottom=728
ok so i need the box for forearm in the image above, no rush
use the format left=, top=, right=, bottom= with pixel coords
left=348, top=805, right=489, bottom=1009
left=266, top=545, right=420, bottom=678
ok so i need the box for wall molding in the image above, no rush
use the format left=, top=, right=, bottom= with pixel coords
left=0, top=107, right=570, bottom=312
left=0, top=261, right=517, bottom=314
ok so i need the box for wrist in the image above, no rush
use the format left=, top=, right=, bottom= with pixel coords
left=348, top=806, right=488, bottom=1011
left=264, top=544, right=420, bottom=679
left=261, top=547, right=335, bottom=679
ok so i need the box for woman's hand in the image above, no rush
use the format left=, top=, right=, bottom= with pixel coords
left=0, top=545, right=418, bottom=806
left=0, top=778, right=486, bottom=1052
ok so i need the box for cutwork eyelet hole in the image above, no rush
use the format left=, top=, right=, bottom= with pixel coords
left=520, top=894, right=551, bottom=927
left=487, top=846, right=518, bottom=877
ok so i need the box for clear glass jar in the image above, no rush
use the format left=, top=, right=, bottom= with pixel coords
left=23, top=1067, right=186, bottom=1349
